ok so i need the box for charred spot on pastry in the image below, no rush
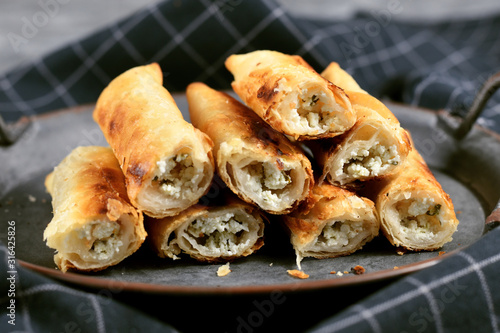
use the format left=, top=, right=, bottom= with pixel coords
left=100, top=167, right=120, bottom=184
left=108, top=119, right=122, bottom=135
left=255, top=125, right=280, bottom=147
left=127, top=161, right=148, bottom=184
left=257, top=81, right=279, bottom=103
left=93, top=183, right=109, bottom=192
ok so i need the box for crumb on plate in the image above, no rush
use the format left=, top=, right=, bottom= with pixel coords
left=351, top=265, right=366, bottom=275
left=396, top=248, right=407, bottom=256
left=287, top=269, right=309, bottom=279
left=217, top=262, right=231, bottom=277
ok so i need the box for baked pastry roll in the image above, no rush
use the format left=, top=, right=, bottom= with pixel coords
left=225, top=50, right=356, bottom=141
left=310, top=62, right=411, bottom=186
left=186, top=82, right=314, bottom=215
left=321, top=62, right=367, bottom=94
left=363, top=145, right=459, bottom=251
left=43, top=146, right=147, bottom=272
left=282, top=182, right=379, bottom=269
left=146, top=193, right=266, bottom=263
left=93, top=63, right=214, bottom=218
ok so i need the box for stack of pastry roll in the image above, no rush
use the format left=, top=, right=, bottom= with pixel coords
left=223, top=51, right=457, bottom=264
left=221, top=51, right=381, bottom=266
left=186, top=81, right=314, bottom=215
left=44, top=146, right=147, bottom=272
left=93, top=63, right=215, bottom=218
left=42, top=53, right=459, bottom=272
left=315, top=62, right=458, bottom=251
left=310, top=62, right=412, bottom=187
left=146, top=188, right=266, bottom=263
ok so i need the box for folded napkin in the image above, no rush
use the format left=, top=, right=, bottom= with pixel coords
left=1, top=0, right=499, bottom=332
left=0, top=252, right=179, bottom=333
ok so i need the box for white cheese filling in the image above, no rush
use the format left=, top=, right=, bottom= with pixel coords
left=154, top=153, right=202, bottom=199
left=243, top=161, right=292, bottom=208
left=77, top=220, right=122, bottom=261
left=317, top=221, right=364, bottom=248
left=290, top=91, right=338, bottom=132
left=342, top=143, right=399, bottom=178
left=398, top=198, right=443, bottom=241
left=186, top=213, right=251, bottom=255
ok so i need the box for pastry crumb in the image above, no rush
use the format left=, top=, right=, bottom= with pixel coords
left=329, top=271, right=336, bottom=274
left=28, top=195, right=36, bottom=202
left=343, top=270, right=349, bottom=274
left=351, top=265, right=366, bottom=275
left=287, top=269, right=309, bottom=279
left=438, top=251, right=446, bottom=256
left=396, top=248, right=407, bottom=256
left=336, top=271, right=343, bottom=277
left=393, top=266, right=399, bottom=270
left=217, top=262, right=231, bottom=277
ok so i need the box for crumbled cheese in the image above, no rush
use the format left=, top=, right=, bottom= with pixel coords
left=187, top=213, right=250, bottom=255
left=154, top=153, right=201, bottom=199
left=344, top=143, right=399, bottom=178
left=243, top=161, right=292, bottom=208
left=306, top=112, right=320, bottom=128
left=77, top=221, right=122, bottom=260
left=400, top=198, right=442, bottom=241
left=262, top=162, right=291, bottom=190
left=407, top=198, right=434, bottom=216
left=319, top=221, right=363, bottom=247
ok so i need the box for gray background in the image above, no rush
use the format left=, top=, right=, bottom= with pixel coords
left=2, top=0, right=500, bottom=75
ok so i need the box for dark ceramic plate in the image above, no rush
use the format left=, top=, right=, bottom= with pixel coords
left=1, top=94, right=499, bottom=294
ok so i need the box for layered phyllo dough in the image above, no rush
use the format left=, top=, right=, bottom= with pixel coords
left=225, top=50, right=356, bottom=140
left=146, top=194, right=266, bottom=263
left=311, top=62, right=411, bottom=186
left=43, top=146, right=147, bottom=272
left=186, top=82, right=314, bottom=215
left=363, top=140, right=459, bottom=251
left=93, top=63, right=214, bottom=218
left=282, top=183, right=379, bottom=269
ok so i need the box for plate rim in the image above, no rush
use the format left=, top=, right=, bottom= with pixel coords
left=6, top=100, right=499, bottom=295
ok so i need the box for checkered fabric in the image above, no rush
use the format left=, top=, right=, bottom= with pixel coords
left=307, top=226, right=500, bottom=333
left=1, top=0, right=500, bottom=332
left=0, top=248, right=178, bottom=333
left=1, top=0, right=500, bottom=129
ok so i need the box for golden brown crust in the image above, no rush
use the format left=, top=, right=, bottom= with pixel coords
left=93, top=63, right=214, bottom=218
left=281, top=182, right=379, bottom=267
left=225, top=50, right=356, bottom=140
left=321, top=62, right=366, bottom=94
left=361, top=136, right=458, bottom=251
left=146, top=194, right=266, bottom=263
left=44, top=146, right=147, bottom=272
left=186, top=82, right=314, bottom=215
left=309, top=62, right=411, bottom=186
